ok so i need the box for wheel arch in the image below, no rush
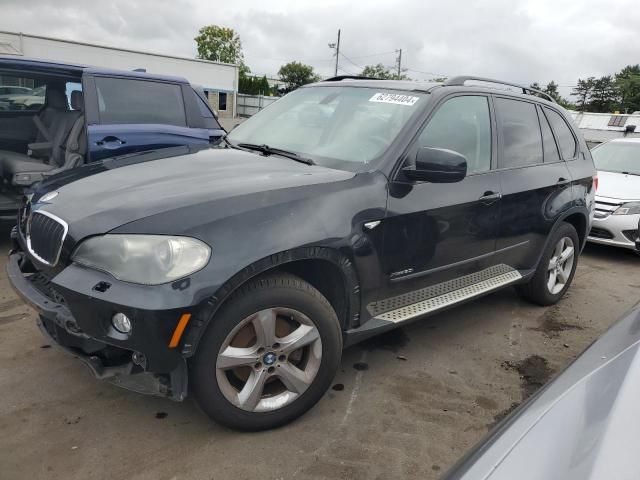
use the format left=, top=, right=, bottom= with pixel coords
left=561, top=210, right=589, bottom=249
left=182, top=246, right=361, bottom=357
left=533, top=206, right=589, bottom=271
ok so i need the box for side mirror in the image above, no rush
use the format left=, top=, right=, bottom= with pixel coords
left=403, top=147, right=467, bottom=183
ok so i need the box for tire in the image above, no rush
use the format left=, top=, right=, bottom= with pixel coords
left=516, top=222, right=580, bottom=306
left=192, top=273, right=342, bottom=431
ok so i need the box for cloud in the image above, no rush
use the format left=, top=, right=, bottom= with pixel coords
left=2, top=0, right=639, bottom=97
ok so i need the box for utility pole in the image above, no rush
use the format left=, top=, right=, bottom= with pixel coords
left=334, top=29, right=341, bottom=76
left=396, top=48, right=402, bottom=78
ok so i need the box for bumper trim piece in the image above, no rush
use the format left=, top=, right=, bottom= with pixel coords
left=8, top=251, right=188, bottom=401
left=7, top=252, right=77, bottom=331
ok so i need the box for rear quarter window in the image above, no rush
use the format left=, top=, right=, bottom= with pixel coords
left=95, top=77, right=186, bottom=126
left=192, top=89, right=221, bottom=130
left=543, top=108, right=577, bottom=159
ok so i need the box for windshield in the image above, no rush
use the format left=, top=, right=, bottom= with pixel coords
left=592, top=142, right=640, bottom=175
left=227, top=86, right=426, bottom=171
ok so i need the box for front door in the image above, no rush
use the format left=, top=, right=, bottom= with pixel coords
left=378, top=94, right=501, bottom=301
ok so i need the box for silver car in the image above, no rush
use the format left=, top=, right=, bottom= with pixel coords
left=587, top=138, right=640, bottom=251
left=445, top=302, right=640, bottom=479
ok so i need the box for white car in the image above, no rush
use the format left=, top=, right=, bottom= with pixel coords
left=588, top=138, right=640, bottom=251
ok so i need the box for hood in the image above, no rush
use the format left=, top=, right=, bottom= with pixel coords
left=596, top=170, right=640, bottom=201
left=33, top=146, right=355, bottom=238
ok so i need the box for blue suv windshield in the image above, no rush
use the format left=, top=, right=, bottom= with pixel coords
left=227, top=86, right=426, bottom=171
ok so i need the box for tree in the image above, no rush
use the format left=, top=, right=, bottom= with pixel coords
left=543, top=81, right=559, bottom=100
left=571, top=77, right=595, bottom=112
left=616, top=64, right=640, bottom=113
left=529, top=81, right=572, bottom=108
left=259, top=75, right=272, bottom=96
left=360, top=63, right=409, bottom=80
left=589, top=75, right=619, bottom=113
left=278, top=62, right=320, bottom=92
left=195, top=25, right=244, bottom=65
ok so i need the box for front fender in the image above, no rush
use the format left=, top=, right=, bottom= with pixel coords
left=114, top=171, right=389, bottom=356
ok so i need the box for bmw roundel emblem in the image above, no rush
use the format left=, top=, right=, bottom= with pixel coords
left=263, top=352, right=277, bottom=365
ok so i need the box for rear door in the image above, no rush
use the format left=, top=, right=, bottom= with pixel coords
left=85, top=75, right=210, bottom=161
left=378, top=94, right=501, bottom=300
left=494, top=96, right=573, bottom=270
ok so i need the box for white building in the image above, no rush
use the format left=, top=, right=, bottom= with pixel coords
left=570, top=111, right=640, bottom=146
left=0, top=30, right=239, bottom=118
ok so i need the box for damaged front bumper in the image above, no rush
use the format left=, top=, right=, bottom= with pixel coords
left=7, top=248, right=190, bottom=401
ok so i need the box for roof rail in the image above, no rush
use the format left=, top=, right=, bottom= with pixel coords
left=322, top=75, right=380, bottom=82
left=444, top=76, right=556, bottom=103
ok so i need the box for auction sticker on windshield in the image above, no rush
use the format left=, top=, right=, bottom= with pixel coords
left=369, top=92, right=420, bottom=106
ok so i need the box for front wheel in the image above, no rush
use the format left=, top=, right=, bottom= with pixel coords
left=192, top=273, right=342, bottom=431
left=516, top=222, right=580, bottom=306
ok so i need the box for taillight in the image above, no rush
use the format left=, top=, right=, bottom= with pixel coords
left=593, top=175, right=598, bottom=192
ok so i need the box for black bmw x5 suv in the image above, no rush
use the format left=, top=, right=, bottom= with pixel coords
left=8, top=76, right=596, bottom=430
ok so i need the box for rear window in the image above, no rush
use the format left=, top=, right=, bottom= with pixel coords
left=0, top=75, right=46, bottom=112
left=537, top=105, right=561, bottom=163
left=95, top=77, right=186, bottom=126
left=496, top=98, right=543, bottom=168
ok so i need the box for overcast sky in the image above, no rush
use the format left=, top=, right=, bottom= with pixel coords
left=3, top=0, right=639, bottom=96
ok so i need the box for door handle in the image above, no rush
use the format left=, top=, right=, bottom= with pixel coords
left=479, top=191, right=502, bottom=204
left=556, top=177, right=570, bottom=187
left=96, top=136, right=126, bottom=149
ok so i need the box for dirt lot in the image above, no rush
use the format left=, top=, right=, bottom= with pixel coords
left=1, top=225, right=638, bottom=480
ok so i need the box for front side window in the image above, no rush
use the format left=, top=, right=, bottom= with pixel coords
left=496, top=98, right=543, bottom=168
left=95, top=77, right=186, bottom=126
left=544, top=108, right=577, bottom=159
left=0, top=75, right=46, bottom=112
left=417, top=95, right=492, bottom=174
left=65, top=82, right=83, bottom=111
left=591, top=142, right=640, bottom=175
left=227, top=86, right=426, bottom=171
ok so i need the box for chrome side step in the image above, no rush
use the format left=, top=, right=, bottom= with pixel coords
left=368, top=264, right=522, bottom=324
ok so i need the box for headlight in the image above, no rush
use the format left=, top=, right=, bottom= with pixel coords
left=612, top=202, right=640, bottom=216
left=72, top=235, right=211, bottom=285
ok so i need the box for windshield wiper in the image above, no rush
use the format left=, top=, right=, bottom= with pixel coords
left=236, top=143, right=315, bottom=166
left=622, top=171, right=640, bottom=176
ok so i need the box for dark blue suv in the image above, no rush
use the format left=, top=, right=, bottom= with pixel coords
left=0, top=57, right=225, bottom=219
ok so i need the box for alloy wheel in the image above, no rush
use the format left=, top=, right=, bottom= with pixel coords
left=215, top=307, right=322, bottom=412
left=547, top=236, right=575, bottom=295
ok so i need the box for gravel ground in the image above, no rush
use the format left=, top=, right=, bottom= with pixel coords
left=1, top=226, right=638, bottom=480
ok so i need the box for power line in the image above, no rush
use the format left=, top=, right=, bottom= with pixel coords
left=337, top=65, right=358, bottom=76
left=345, top=50, right=399, bottom=60
left=403, top=67, right=449, bottom=78
left=339, top=52, right=363, bottom=70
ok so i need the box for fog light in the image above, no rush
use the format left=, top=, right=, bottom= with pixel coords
left=112, top=313, right=132, bottom=334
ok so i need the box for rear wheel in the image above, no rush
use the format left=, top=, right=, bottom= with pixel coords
left=192, top=273, right=342, bottom=431
left=516, top=222, right=579, bottom=306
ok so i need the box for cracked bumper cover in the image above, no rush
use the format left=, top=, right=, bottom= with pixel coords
left=6, top=247, right=191, bottom=401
